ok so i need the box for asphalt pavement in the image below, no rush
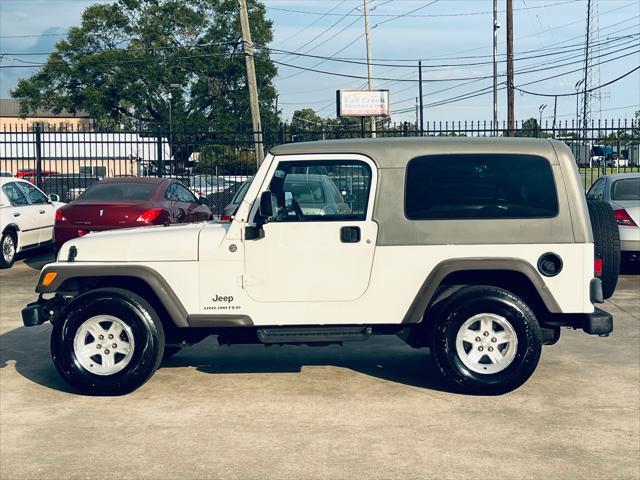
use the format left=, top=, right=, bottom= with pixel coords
left=1, top=252, right=638, bottom=479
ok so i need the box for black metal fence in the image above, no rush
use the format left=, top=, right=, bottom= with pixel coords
left=1, top=118, right=638, bottom=216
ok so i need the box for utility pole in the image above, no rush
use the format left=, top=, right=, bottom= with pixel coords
left=238, top=0, right=264, bottom=165
left=418, top=60, right=424, bottom=135
left=582, top=0, right=592, bottom=141
left=552, top=95, right=558, bottom=137
left=506, top=0, right=514, bottom=136
left=363, top=0, right=376, bottom=138
left=492, top=0, right=500, bottom=135
left=415, top=97, right=419, bottom=132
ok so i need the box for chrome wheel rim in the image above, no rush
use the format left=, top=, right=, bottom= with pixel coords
left=455, top=313, right=518, bottom=375
left=2, top=234, right=15, bottom=263
left=73, top=315, right=135, bottom=376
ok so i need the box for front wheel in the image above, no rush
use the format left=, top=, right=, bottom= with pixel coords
left=51, top=288, right=165, bottom=395
left=0, top=231, right=17, bottom=269
left=430, top=285, right=542, bottom=395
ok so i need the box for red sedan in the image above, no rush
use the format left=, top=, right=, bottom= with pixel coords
left=54, top=177, right=211, bottom=247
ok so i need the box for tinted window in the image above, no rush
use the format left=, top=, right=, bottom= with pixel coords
left=268, top=160, right=371, bottom=221
left=165, top=183, right=179, bottom=201
left=80, top=182, right=157, bottom=201
left=611, top=178, right=640, bottom=201
left=231, top=179, right=252, bottom=204
left=405, top=154, right=558, bottom=220
left=586, top=178, right=605, bottom=200
left=2, top=182, right=29, bottom=206
left=175, top=184, right=198, bottom=203
left=18, top=182, right=48, bottom=204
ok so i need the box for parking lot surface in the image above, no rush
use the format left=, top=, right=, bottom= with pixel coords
left=1, top=253, right=638, bottom=480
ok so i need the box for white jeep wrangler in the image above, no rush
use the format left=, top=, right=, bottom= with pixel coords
left=22, top=138, right=618, bottom=395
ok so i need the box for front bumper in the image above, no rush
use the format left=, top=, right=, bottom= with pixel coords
left=22, top=295, right=65, bottom=327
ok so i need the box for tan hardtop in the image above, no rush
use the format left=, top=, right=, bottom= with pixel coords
left=270, top=137, right=564, bottom=168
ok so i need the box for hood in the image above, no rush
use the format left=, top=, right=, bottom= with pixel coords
left=57, top=222, right=215, bottom=262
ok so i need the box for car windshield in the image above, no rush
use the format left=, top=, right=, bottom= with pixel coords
left=231, top=180, right=252, bottom=204
left=79, top=182, right=157, bottom=201
left=612, top=178, right=640, bottom=201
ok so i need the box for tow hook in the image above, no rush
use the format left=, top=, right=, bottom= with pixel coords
left=21, top=294, right=66, bottom=327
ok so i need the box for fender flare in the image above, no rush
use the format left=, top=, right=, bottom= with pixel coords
left=36, top=265, right=190, bottom=327
left=401, top=257, right=563, bottom=324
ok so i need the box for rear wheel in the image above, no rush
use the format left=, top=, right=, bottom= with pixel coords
left=430, top=285, right=542, bottom=395
left=587, top=200, right=620, bottom=298
left=51, top=288, right=164, bottom=395
left=0, top=231, right=17, bottom=269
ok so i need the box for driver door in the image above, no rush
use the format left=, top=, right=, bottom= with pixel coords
left=243, top=156, right=378, bottom=303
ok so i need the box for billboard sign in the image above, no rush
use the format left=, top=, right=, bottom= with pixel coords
left=336, top=89, right=390, bottom=117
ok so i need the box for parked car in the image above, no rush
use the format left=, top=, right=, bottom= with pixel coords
left=24, top=137, right=617, bottom=395
left=587, top=173, right=640, bottom=263
left=16, top=169, right=59, bottom=179
left=188, top=174, right=232, bottom=197
left=0, top=178, right=63, bottom=268
left=54, top=177, right=211, bottom=247
left=0, top=171, right=12, bottom=178
left=221, top=179, right=253, bottom=221
left=220, top=174, right=351, bottom=221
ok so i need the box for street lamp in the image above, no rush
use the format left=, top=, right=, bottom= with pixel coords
left=538, top=104, right=547, bottom=131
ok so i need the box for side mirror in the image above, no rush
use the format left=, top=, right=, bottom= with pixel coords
left=48, top=193, right=60, bottom=203
left=259, top=191, right=276, bottom=219
left=197, top=196, right=208, bottom=205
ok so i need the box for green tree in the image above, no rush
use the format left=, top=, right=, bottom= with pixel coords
left=12, top=0, right=278, bottom=168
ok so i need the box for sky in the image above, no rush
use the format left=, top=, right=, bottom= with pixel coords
left=1, top=0, right=638, bottom=125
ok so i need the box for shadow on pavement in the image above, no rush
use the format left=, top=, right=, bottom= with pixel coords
left=619, top=261, right=640, bottom=275
left=0, top=323, right=75, bottom=393
left=0, top=325, right=455, bottom=395
left=22, top=250, right=55, bottom=271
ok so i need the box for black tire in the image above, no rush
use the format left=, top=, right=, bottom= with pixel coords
left=587, top=200, right=620, bottom=299
left=51, top=288, right=165, bottom=395
left=430, top=285, right=543, bottom=395
left=0, top=230, right=17, bottom=269
left=162, top=345, right=183, bottom=361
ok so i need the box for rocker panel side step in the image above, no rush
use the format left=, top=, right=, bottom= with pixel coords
left=256, top=326, right=372, bottom=344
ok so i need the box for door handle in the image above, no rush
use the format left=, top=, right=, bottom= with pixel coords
left=39, top=210, right=46, bottom=214
left=340, top=226, right=361, bottom=243
left=13, top=212, right=20, bottom=217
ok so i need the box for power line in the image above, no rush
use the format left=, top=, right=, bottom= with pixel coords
left=266, top=0, right=579, bottom=18
left=391, top=51, right=639, bottom=113
left=515, top=66, right=640, bottom=97
left=272, top=0, right=349, bottom=48
left=265, top=33, right=639, bottom=69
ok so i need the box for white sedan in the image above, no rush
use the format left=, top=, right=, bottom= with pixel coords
left=587, top=172, right=640, bottom=263
left=0, top=177, right=64, bottom=268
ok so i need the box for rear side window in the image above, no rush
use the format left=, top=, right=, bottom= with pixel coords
left=80, top=182, right=157, bottom=201
left=405, top=154, right=558, bottom=220
left=611, top=178, right=640, bottom=201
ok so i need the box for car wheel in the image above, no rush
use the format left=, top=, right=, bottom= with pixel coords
left=430, top=285, right=543, bottom=395
left=587, top=200, right=620, bottom=298
left=51, top=288, right=165, bottom=395
left=0, top=230, right=17, bottom=269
